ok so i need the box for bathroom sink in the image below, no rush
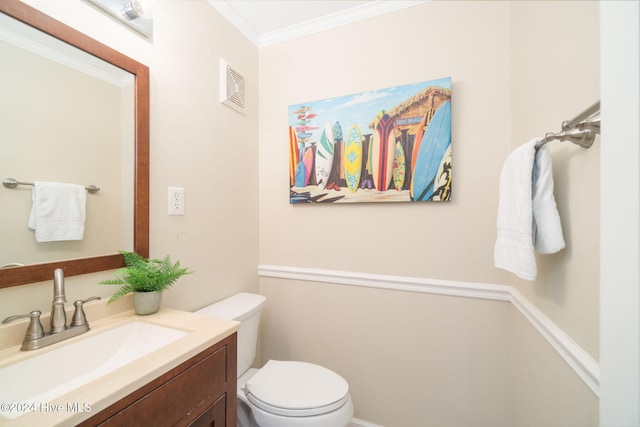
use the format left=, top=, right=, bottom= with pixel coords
left=0, top=321, right=187, bottom=419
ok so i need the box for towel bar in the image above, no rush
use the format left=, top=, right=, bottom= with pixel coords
left=2, top=178, right=100, bottom=194
left=535, top=101, right=600, bottom=149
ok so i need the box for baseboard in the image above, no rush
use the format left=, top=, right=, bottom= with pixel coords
left=349, top=418, right=385, bottom=427
left=257, top=264, right=600, bottom=396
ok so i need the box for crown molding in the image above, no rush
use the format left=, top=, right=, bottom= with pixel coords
left=208, top=0, right=260, bottom=46
left=209, top=1, right=428, bottom=48
left=259, top=1, right=428, bottom=47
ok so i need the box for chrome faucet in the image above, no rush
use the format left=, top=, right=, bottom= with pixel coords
left=50, top=268, right=67, bottom=333
left=1, top=268, right=101, bottom=351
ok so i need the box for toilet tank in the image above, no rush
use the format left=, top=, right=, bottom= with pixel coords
left=195, top=293, right=266, bottom=377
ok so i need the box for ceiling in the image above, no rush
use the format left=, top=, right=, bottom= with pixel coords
left=209, top=0, right=427, bottom=47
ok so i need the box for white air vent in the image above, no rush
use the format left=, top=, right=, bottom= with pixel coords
left=220, top=58, right=246, bottom=114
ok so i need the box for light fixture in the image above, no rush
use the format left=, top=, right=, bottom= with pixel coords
left=121, top=0, right=153, bottom=21
left=84, top=0, right=153, bottom=39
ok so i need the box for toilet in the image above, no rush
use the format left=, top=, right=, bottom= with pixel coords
left=195, top=292, right=354, bottom=427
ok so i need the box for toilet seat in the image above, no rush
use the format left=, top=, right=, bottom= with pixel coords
left=244, top=360, right=350, bottom=417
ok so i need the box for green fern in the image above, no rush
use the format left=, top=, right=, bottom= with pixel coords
left=99, top=251, right=192, bottom=303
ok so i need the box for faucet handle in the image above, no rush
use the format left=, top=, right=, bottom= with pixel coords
left=71, top=296, right=101, bottom=327
left=2, top=310, right=45, bottom=341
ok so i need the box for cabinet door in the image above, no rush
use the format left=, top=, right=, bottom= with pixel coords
left=187, top=394, right=226, bottom=427
left=79, top=333, right=237, bottom=427
left=97, top=347, right=226, bottom=426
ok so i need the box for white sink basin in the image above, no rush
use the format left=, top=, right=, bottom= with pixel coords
left=0, top=322, right=187, bottom=419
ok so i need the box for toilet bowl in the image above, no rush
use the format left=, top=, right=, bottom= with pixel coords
left=195, top=293, right=353, bottom=427
left=237, top=362, right=353, bottom=427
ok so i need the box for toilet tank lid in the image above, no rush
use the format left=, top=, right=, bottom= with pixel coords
left=195, top=292, right=266, bottom=321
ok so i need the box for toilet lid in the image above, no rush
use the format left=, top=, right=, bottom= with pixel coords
left=244, top=360, right=350, bottom=417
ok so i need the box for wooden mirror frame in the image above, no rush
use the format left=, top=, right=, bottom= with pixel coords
left=0, top=0, right=149, bottom=288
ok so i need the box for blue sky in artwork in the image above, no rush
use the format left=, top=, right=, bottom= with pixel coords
left=288, top=77, right=451, bottom=145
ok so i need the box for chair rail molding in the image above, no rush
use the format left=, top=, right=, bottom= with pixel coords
left=258, top=264, right=599, bottom=396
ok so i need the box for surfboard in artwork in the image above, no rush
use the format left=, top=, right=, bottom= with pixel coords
left=410, top=100, right=452, bottom=201
left=289, top=126, right=300, bottom=187
left=315, top=122, right=335, bottom=190
left=302, top=147, right=314, bottom=187
left=343, top=124, right=363, bottom=192
left=288, top=76, right=451, bottom=203
left=332, top=121, right=343, bottom=143
left=392, top=140, right=406, bottom=191
left=371, top=113, right=396, bottom=192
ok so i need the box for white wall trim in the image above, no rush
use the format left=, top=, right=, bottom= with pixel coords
left=349, top=417, right=385, bottom=427
left=258, top=264, right=512, bottom=302
left=599, top=1, right=640, bottom=423
left=509, top=288, right=600, bottom=395
left=209, top=1, right=428, bottom=48
left=207, top=0, right=260, bottom=46
left=258, top=264, right=600, bottom=396
left=259, top=1, right=428, bottom=48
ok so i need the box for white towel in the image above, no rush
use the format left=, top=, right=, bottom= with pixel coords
left=494, top=138, right=565, bottom=281
left=28, top=181, right=87, bottom=242
left=532, top=145, right=566, bottom=254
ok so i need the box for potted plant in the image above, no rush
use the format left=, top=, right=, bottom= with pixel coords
left=99, top=251, right=192, bottom=315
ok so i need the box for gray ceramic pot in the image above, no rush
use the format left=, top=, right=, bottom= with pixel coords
left=133, top=291, right=162, bottom=315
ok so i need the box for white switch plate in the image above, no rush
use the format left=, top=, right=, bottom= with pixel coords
left=168, top=187, right=184, bottom=215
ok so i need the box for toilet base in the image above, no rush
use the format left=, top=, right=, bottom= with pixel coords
left=238, top=398, right=258, bottom=427
left=238, top=369, right=259, bottom=427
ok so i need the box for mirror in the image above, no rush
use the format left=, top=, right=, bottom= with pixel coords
left=0, top=0, right=149, bottom=288
left=1, top=13, right=134, bottom=267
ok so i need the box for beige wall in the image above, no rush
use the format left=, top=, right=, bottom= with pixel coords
left=0, top=0, right=259, bottom=316
left=147, top=0, right=260, bottom=310
left=509, top=0, right=600, bottom=361
left=261, top=277, right=512, bottom=427
left=258, top=1, right=599, bottom=425
left=510, top=306, right=598, bottom=427
left=259, top=1, right=511, bottom=282
left=0, top=0, right=609, bottom=426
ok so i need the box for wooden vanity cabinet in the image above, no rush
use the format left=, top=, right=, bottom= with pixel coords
left=78, top=333, right=237, bottom=427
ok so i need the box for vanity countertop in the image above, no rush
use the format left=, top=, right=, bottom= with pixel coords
left=0, top=304, right=239, bottom=426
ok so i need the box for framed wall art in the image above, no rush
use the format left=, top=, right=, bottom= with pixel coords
left=289, top=77, right=451, bottom=204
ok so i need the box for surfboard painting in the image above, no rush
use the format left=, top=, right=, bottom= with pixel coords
left=315, top=122, right=335, bottom=190
left=288, top=126, right=299, bottom=187
left=371, top=114, right=396, bottom=192
left=410, top=100, right=452, bottom=201
left=392, top=140, right=406, bottom=191
left=302, top=147, right=313, bottom=187
left=343, top=124, right=363, bottom=192
left=288, top=76, right=451, bottom=203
